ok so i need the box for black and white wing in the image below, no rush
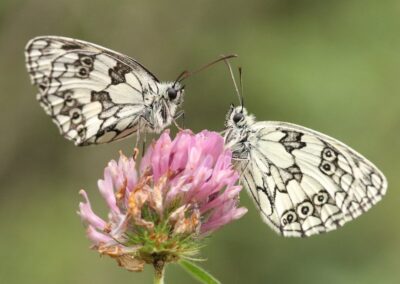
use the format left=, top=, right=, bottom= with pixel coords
left=25, top=36, right=160, bottom=145
left=239, top=121, right=387, bottom=237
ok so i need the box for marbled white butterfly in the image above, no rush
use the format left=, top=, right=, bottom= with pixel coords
left=223, top=63, right=387, bottom=237
left=25, top=36, right=234, bottom=146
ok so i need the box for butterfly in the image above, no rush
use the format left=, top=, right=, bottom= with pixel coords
left=25, top=36, right=234, bottom=146
left=223, top=64, right=387, bottom=237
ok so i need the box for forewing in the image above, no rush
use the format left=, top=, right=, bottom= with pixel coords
left=25, top=36, right=160, bottom=145
left=240, top=121, right=387, bottom=237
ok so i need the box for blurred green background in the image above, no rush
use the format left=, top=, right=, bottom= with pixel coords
left=1, top=0, right=399, bottom=283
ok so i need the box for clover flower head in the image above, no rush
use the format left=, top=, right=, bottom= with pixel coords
left=78, top=130, right=247, bottom=273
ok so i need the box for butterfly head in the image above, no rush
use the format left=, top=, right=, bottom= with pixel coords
left=225, top=105, right=254, bottom=129
left=163, top=82, right=184, bottom=106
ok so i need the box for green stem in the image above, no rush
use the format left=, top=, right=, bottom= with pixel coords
left=153, top=260, right=165, bottom=284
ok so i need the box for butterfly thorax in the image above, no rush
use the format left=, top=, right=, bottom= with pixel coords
left=224, top=106, right=256, bottom=160
left=143, top=82, right=183, bottom=133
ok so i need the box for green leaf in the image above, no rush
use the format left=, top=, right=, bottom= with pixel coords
left=178, top=259, right=221, bottom=284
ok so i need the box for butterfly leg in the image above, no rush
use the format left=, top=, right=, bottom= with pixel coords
left=132, top=118, right=144, bottom=159
left=239, top=160, right=250, bottom=180
left=136, top=114, right=154, bottom=158
left=171, top=111, right=185, bottom=131
left=174, top=111, right=185, bottom=129
left=133, top=131, right=141, bottom=160
left=232, top=156, right=250, bottom=181
left=142, top=133, right=147, bottom=158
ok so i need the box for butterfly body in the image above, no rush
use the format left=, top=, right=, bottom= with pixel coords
left=25, top=36, right=184, bottom=145
left=225, top=105, right=387, bottom=237
left=141, top=82, right=183, bottom=133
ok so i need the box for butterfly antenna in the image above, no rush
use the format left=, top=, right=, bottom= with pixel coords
left=173, top=70, right=190, bottom=87
left=223, top=57, right=242, bottom=107
left=177, top=54, right=238, bottom=83
left=238, top=66, right=244, bottom=111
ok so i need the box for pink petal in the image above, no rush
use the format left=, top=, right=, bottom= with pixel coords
left=86, top=226, right=114, bottom=244
left=201, top=207, right=247, bottom=234
left=119, top=154, right=137, bottom=190
left=98, top=170, right=121, bottom=215
left=151, top=131, right=172, bottom=181
left=195, top=130, right=224, bottom=163
left=140, top=142, right=154, bottom=174
left=170, top=131, right=193, bottom=171
left=78, top=190, right=107, bottom=230
left=199, top=185, right=242, bottom=213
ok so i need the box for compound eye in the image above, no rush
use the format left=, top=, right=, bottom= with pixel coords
left=167, top=88, right=178, bottom=100
left=233, top=112, right=243, bottom=124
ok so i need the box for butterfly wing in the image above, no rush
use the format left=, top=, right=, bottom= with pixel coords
left=237, top=121, right=387, bottom=237
left=25, top=36, right=161, bottom=145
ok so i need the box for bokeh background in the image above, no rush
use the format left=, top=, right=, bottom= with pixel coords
left=1, top=0, right=399, bottom=283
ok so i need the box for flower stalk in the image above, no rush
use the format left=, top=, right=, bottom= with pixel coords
left=153, top=258, right=165, bottom=284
